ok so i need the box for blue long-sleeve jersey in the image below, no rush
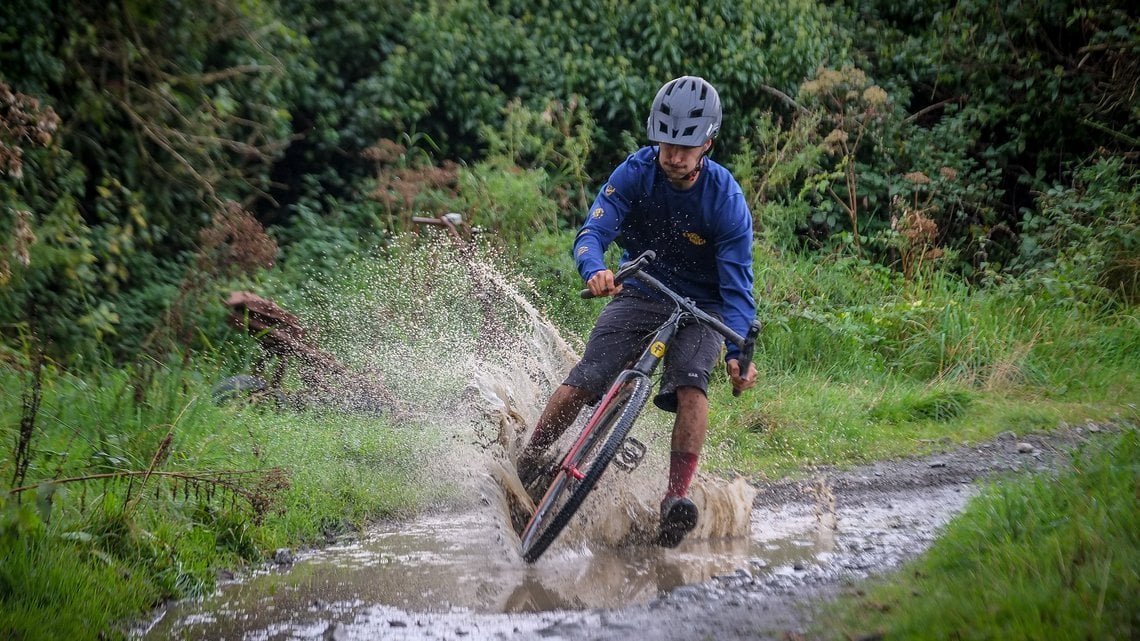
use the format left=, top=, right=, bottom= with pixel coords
left=573, top=146, right=756, bottom=361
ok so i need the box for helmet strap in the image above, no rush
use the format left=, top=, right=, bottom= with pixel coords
left=682, top=142, right=713, bottom=182
left=682, top=157, right=704, bottom=182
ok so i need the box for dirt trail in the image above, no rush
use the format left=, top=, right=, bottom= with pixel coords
left=135, top=425, right=1106, bottom=641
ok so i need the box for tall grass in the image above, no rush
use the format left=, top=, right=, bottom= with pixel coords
left=748, top=251, right=1139, bottom=390
left=690, top=248, right=1139, bottom=477
left=0, top=360, right=441, bottom=641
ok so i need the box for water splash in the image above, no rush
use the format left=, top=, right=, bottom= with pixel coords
left=289, top=236, right=755, bottom=550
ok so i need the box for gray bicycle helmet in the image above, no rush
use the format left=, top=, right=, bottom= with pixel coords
left=646, top=76, right=722, bottom=146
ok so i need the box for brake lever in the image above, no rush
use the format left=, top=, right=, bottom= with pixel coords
left=733, top=318, right=762, bottom=397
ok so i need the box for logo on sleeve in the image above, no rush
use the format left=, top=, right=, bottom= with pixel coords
left=591, top=207, right=605, bottom=218
left=604, top=184, right=616, bottom=196
left=683, top=232, right=707, bottom=246
left=576, top=246, right=589, bottom=256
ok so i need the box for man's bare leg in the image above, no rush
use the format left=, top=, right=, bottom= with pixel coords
left=667, top=386, right=708, bottom=496
left=518, top=384, right=595, bottom=466
left=672, top=386, right=709, bottom=455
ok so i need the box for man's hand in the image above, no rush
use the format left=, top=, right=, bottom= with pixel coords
left=726, top=358, right=757, bottom=395
left=586, top=269, right=623, bottom=297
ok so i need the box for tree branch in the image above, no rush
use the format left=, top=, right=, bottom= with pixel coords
left=761, top=84, right=809, bottom=115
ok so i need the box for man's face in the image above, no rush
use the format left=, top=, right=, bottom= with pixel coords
left=657, top=141, right=712, bottom=184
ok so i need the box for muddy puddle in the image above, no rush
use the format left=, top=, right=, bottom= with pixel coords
left=133, top=476, right=974, bottom=641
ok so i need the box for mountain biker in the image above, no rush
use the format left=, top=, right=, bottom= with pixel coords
left=517, top=75, right=758, bottom=548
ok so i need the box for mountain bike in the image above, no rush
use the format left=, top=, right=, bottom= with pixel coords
left=519, top=250, right=761, bottom=563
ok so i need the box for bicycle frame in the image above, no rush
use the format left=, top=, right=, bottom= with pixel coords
left=550, top=303, right=684, bottom=484
left=558, top=265, right=749, bottom=476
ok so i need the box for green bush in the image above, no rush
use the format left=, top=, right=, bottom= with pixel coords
left=1016, top=156, right=1139, bottom=304
left=0, top=0, right=302, bottom=365
left=838, top=0, right=1139, bottom=270
left=371, top=0, right=845, bottom=168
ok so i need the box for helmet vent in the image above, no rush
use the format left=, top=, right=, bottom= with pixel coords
left=682, top=125, right=697, bottom=137
left=690, top=108, right=704, bottom=117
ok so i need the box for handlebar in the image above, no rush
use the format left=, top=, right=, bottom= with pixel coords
left=581, top=250, right=761, bottom=395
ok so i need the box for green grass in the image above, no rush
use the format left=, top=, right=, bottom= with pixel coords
left=821, top=427, right=1140, bottom=641
left=0, top=525, right=161, bottom=641
left=0, top=362, right=448, bottom=641
left=698, top=248, right=1139, bottom=479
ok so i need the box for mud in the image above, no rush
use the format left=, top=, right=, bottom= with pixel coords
left=133, top=423, right=1109, bottom=641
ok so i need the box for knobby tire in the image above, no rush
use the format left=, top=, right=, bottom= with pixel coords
left=520, top=374, right=652, bottom=563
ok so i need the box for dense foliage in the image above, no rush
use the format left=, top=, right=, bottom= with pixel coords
left=1, top=0, right=301, bottom=360
left=2, top=0, right=1136, bottom=365
left=841, top=0, right=1139, bottom=282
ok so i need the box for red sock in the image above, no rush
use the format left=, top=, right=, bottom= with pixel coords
left=666, top=451, right=699, bottom=498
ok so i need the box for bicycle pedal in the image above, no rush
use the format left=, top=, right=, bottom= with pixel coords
left=612, top=437, right=647, bottom=472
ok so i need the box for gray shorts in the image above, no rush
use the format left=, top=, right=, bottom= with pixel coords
left=563, top=290, right=724, bottom=412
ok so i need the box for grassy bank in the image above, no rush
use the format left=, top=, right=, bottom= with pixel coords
left=698, top=250, right=1139, bottom=478
left=0, top=362, right=445, bottom=641
left=821, top=427, right=1139, bottom=640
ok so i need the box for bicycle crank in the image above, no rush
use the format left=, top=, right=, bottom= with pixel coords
left=611, top=436, right=647, bottom=472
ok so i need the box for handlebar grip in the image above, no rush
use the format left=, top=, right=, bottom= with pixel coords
left=580, top=250, right=657, bottom=299
left=732, top=319, right=762, bottom=397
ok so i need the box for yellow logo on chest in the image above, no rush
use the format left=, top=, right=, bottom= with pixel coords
left=683, top=232, right=707, bottom=246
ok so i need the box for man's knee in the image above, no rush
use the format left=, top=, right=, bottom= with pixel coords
left=675, top=386, right=708, bottom=407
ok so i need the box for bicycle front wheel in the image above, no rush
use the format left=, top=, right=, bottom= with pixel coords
left=519, top=373, right=653, bottom=563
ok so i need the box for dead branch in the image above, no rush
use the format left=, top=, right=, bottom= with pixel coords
left=905, top=96, right=968, bottom=123
left=761, top=84, right=809, bottom=115
left=6, top=468, right=285, bottom=496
